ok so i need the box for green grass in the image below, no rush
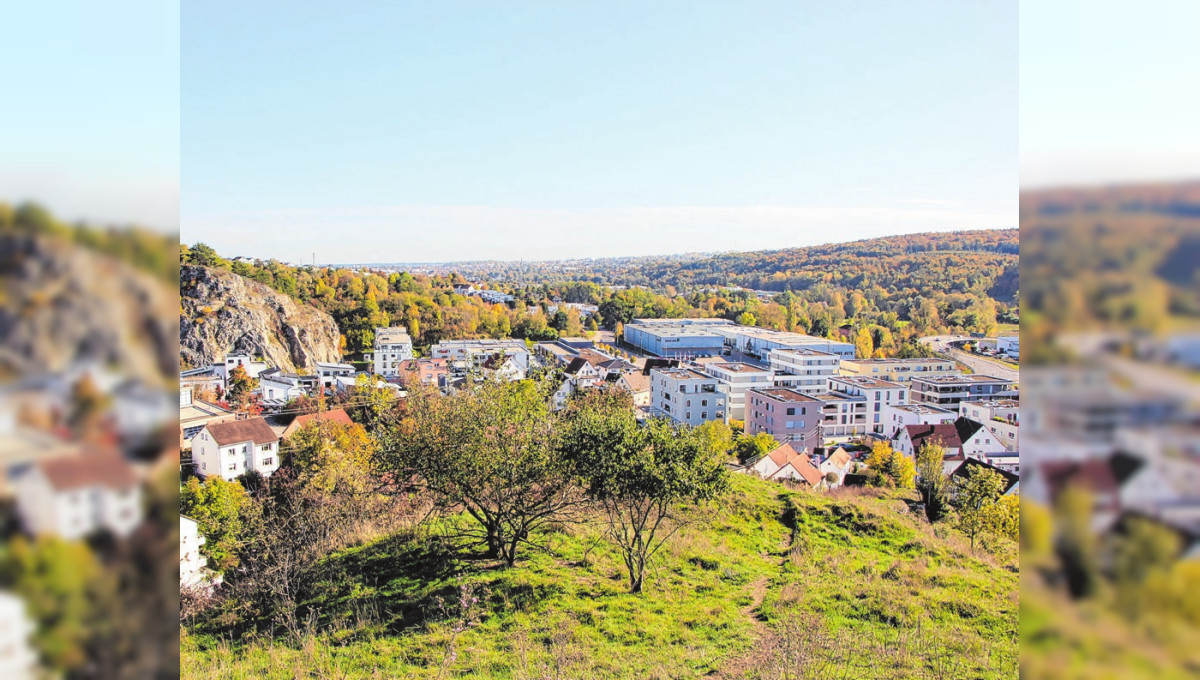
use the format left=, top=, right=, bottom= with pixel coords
left=181, top=475, right=1018, bottom=679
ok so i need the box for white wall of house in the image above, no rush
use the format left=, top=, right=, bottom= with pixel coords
left=192, top=429, right=280, bottom=481
left=15, top=468, right=142, bottom=541
left=0, top=592, right=36, bottom=678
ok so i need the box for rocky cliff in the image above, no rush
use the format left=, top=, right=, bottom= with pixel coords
left=179, top=265, right=341, bottom=373
left=0, top=233, right=177, bottom=382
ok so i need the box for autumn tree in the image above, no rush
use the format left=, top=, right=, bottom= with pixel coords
left=864, top=441, right=915, bottom=489
left=180, top=476, right=252, bottom=571
left=225, top=365, right=258, bottom=410
left=695, top=420, right=735, bottom=458
left=953, top=465, right=1006, bottom=550
left=558, top=392, right=728, bottom=593
left=377, top=381, right=579, bottom=566
left=853, top=326, right=874, bottom=360
left=288, top=418, right=377, bottom=494
left=735, top=431, right=778, bottom=465
left=914, top=441, right=950, bottom=522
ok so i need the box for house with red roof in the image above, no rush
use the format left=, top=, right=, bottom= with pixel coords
left=281, top=407, right=355, bottom=439
left=191, top=417, right=281, bottom=481
left=15, top=451, right=142, bottom=540
left=893, top=417, right=1005, bottom=474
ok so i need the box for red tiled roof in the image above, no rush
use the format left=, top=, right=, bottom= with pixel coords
left=905, top=423, right=963, bottom=452
left=206, top=417, right=279, bottom=446
left=37, top=451, right=138, bottom=491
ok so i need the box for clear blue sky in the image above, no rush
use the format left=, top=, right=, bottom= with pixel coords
left=1, top=1, right=179, bottom=230
left=1021, top=0, right=1200, bottom=188
left=182, top=1, right=1017, bottom=263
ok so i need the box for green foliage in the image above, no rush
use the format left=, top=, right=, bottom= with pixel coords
left=914, top=441, right=950, bottom=522
left=288, top=419, right=377, bottom=494
left=180, top=477, right=252, bottom=571
left=225, top=365, right=258, bottom=409
left=558, top=392, right=729, bottom=592
left=734, top=431, right=778, bottom=465
left=0, top=537, right=105, bottom=672
left=864, top=441, right=915, bottom=489
left=952, top=465, right=1006, bottom=550
left=694, top=419, right=735, bottom=457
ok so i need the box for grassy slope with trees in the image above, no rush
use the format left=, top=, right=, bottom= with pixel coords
left=182, top=474, right=1017, bottom=679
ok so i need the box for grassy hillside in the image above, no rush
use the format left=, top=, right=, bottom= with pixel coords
left=182, top=475, right=1017, bottom=679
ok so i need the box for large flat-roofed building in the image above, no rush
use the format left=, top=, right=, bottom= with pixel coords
left=714, top=326, right=856, bottom=360
left=702, top=362, right=773, bottom=420
left=649, top=367, right=726, bottom=426
left=813, top=390, right=870, bottom=439
left=746, top=387, right=822, bottom=445
left=839, top=357, right=958, bottom=383
left=431, top=339, right=531, bottom=372
left=911, top=374, right=1016, bottom=407
left=623, top=319, right=732, bottom=358
left=828, top=376, right=908, bottom=436
left=768, top=348, right=840, bottom=394
left=371, top=327, right=414, bottom=377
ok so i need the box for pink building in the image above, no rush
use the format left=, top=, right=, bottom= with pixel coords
left=746, top=387, right=823, bottom=446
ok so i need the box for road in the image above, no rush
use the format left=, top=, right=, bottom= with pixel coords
left=1059, top=331, right=1200, bottom=406
left=919, top=335, right=1020, bottom=383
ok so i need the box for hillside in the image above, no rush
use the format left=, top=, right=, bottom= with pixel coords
left=179, top=264, right=342, bottom=372
left=181, top=475, right=1018, bottom=679
left=0, top=231, right=177, bottom=383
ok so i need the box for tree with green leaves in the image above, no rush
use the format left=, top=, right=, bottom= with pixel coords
left=377, top=381, right=579, bottom=566
left=953, top=465, right=1006, bottom=550
left=734, top=431, right=778, bottom=465
left=914, top=441, right=950, bottom=522
left=853, top=326, right=875, bottom=360
left=180, top=476, right=253, bottom=571
left=558, top=392, right=728, bottom=593
left=695, top=420, right=735, bottom=458
left=288, top=418, right=377, bottom=494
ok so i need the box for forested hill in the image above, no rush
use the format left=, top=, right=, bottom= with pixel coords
left=180, top=228, right=1018, bottom=359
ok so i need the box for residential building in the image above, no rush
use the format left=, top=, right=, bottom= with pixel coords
left=431, top=340, right=531, bottom=375
left=649, top=367, right=726, bottom=426
left=745, top=387, right=822, bottom=447
left=910, top=374, right=1016, bottom=407
left=393, top=358, right=449, bottom=389
left=614, top=372, right=652, bottom=407
left=179, top=387, right=236, bottom=448
left=827, top=376, right=907, bottom=435
left=883, top=403, right=957, bottom=435
left=892, top=417, right=1006, bottom=474
left=217, top=354, right=271, bottom=381
left=315, top=362, right=356, bottom=388
left=960, top=399, right=1019, bottom=451
left=0, top=592, right=36, bottom=678
left=812, top=390, right=870, bottom=439
left=768, top=348, right=840, bottom=394
left=838, top=357, right=958, bottom=383
left=818, top=447, right=854, bottom=487
left=703, top=362, right=773, bottom=420
left=191, top=418, right=281, bottom=481
left=258, top=370, right=318, bottom=408
left=371, top=327, right=414, bottom=377
left=15, top=452, right=142, bottom=540
left=281, top=407, right=355, bottom=439
left=950, top=458, right=1019, bottom=496
left=622, top=319, right=732, bottom=358
left=749, top=442, right=825, bottom=486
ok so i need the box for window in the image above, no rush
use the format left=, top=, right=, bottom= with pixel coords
left=701, top=412, right=707, bottom=419
left=263, top=458, right=274, bottom=466
left=701, top=399, right=708, bottom=407
left=686, top=400, right=692, bottom=407
left=686, top=412, right=692, bottom=420
left=228, top=463, right=237, bottom=471
left=786, top=407, right=795, bottom=416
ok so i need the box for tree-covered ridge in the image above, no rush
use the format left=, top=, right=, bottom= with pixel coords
left=0, top=201, right=178, bottom=285
left=180, top=228, right=1017, bottom=359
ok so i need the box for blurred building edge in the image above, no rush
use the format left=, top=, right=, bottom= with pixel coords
left=0, top=591, right=36, bottom=679
left=180, top=515, right=221, bottom=594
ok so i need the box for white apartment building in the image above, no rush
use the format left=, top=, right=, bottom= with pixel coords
left=827, top=376, right=907, bottom=436
left=191, top=417, right=281, bottom=481
left=713, top=326, right=856, bottom=360
left=960, top=399, right=1019, bottom=451
left=315, top=362, right=356, bottom=388
left=371, top=327, right=414, bottom=377
left=910, top=374, right=1016, bottom=407
left=650, top=367, right=727, bottom=426
left=812, top=390, right=870, bottom=439
left=768, top=348, right=840, bottom=394
left=217, top=354, right=271, bottom=380
left=883, top=403, right=957, bottom=434
left=839, top=357, right=958, bottom=383
left=703, top=362, right=773, bottom=421
left=431, top=339, right=531, bottom=374
left=15, top=453, right=142, bottom=540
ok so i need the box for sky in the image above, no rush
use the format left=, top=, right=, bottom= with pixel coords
left=1020, top=0, right=1200, bottom=188
left=181, top=1, right=1017, bottom=263
left=1, top=1, right=179, bottom=229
